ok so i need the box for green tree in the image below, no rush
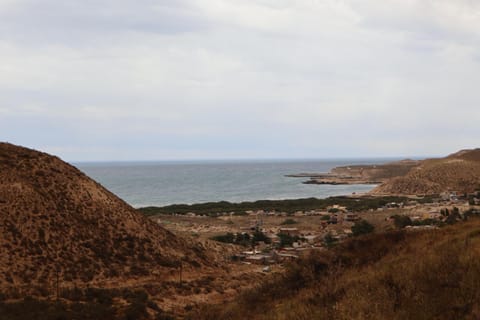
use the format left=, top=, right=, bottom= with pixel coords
left=351, top=220, right=374, bottom=236
left=235, top=233, right=251, bottom=246
left=445, top=210, right=460, bottom=225
left=252, top=231, right=271, bottom=244
left=277, top=233, right=299, bottom=247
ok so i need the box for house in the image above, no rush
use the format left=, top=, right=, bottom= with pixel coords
left=441, top=191, right=458, bottom=202
left=277, top=253, right=299, bottom=262
left=245, top=254, right=268, bottom=265
left=304, top=234, right=322, bottom=244
left=266, top=233, right=280, bottom=244
left=345, top=213, right=360, bottom=221
left=293, top=211, right=304, bottom=217
left=385, top=202, right=400, bottom=209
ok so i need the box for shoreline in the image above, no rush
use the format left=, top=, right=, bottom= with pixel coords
left=286, top=159, right=419, bottom=186
left=286, top=173, right=381, bottom=185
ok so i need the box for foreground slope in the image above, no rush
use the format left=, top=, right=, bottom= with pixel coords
left=373, top=149, right=480, bottom=195
left=0, top=142, right=210, bottom=294
left=191, top=216, right=480, bottom=320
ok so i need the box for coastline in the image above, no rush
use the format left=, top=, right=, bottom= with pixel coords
left=78, top=159, right=390, bottom=208
left=286, top=159, right=419, bottom=186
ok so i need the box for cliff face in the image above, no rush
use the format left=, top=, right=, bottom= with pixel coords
left=372, top=149, right=480, bottom=195
left=0, top=142, right=211, bottom=293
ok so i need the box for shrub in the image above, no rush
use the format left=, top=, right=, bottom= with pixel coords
left=391, top=215, right=412, bottom=229
left=210, top=233, right=235, bottom=244
left=252, top=231, right=271, bottom=244
left=323, top=233, right=337, bottom=248
left=280, top=219, right=297, bottom=225
left=277, top=233, right=300, bottom=247
left=351, top=220, right=374, bottom=236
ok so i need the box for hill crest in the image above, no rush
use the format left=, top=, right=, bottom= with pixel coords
left=373, top=148, right=480, bottom=195
left=0, top=142, right=212, bottom=294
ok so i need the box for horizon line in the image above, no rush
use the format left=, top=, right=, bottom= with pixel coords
left=71, top=155, right=435, bottom=164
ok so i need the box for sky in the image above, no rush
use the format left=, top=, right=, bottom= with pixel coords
left=1, top=0, right=480, bottom=161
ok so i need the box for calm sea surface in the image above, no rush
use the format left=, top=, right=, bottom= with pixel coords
left=75, top=159, right=396, bottom=208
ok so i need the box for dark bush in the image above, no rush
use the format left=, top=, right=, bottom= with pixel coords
left=351, top=220, right=374, bottom=236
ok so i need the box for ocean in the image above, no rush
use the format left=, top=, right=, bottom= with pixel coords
left=75, top=159, right=395, bottom=208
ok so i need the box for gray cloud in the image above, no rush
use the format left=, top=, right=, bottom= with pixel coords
left=1, top=0, right=480, bottom=160
left=0, top=0, right=209, bottom=46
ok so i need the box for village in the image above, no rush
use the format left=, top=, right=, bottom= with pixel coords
left=151, top=192, right=480, bottom=268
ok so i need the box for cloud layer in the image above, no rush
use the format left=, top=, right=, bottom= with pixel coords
left=1, top=0, right=480, bottom=160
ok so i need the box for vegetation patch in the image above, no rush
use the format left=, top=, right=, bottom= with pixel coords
left=187, top=217, right=480, bottom=320
left=280, top=218, right=298, bottom=225
left=139, top=195, right=430, bottom=216
left=0, top=288, right=173, bottom=320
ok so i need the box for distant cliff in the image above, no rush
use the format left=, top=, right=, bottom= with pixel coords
left=372, top=149, right=480, bottom=195
left=291, top=160, right=420, bottom=185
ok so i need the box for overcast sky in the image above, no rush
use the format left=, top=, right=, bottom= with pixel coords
left=1, top=0, right=479, bottom=161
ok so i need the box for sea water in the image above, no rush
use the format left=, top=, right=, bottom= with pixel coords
left=76, top=159, right=395, bottom=208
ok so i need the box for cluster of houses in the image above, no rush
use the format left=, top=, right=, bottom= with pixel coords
left=155, top=192, right=480, bottom=268
left=231, top=208, right=363, bottom=266
left=233, top=224, right=358, bottom=266
left=233, top=194, right=480, bottom=266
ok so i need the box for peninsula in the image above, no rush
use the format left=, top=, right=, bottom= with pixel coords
left=287, top=159, right=420, bottom=185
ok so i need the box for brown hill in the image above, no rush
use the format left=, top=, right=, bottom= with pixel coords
left=330, top=159, right=420, bottom=181
left=0, top=142, right=212, bottom=295
left=372, top=149, right=480, bottom=195
left=447, top=148, right=480, bottom=161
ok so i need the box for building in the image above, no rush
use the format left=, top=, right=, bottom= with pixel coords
left=345, top=213, right=360, bottom=221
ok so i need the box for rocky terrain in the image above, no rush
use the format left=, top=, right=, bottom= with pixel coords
left=0, top=142, right=214, bottom=296
left=373, top=149, right=480, bottom=195
left=288, top=159, right=419, bottom=185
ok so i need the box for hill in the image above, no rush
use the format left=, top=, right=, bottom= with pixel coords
left=373, top=149, right=480, bottom=195
left=0, top=142, right=212, bottom=296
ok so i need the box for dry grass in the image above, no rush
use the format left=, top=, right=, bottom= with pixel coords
left=374, top=149, right=480, bottom=195
left=189, top=218, right=480, bottom=320
left=0, top=142, right=215, bottom=298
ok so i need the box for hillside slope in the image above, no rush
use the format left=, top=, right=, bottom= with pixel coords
left=373, top=149, right=480, bottom=195
left=190, top=217, right=480, bottom=320
left=0, top=142, right=211, bottom=294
